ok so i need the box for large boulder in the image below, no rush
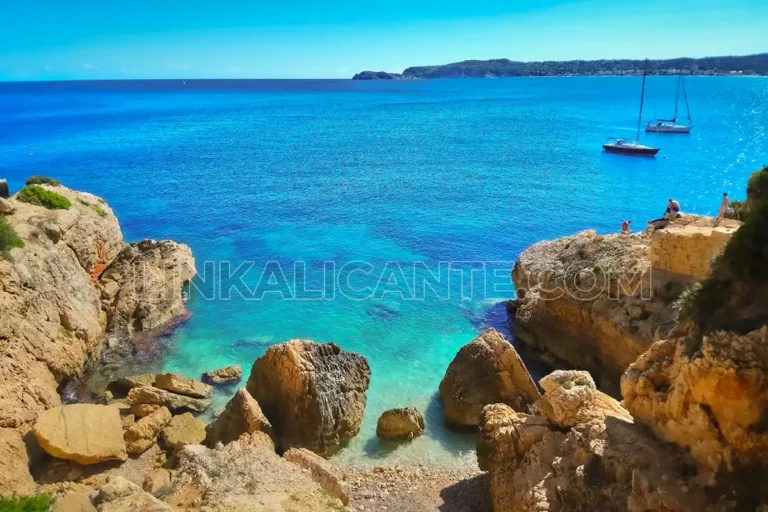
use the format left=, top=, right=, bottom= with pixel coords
left=0, top=427, right=36, bottom=496
left=160, top=413, right=206, bottom=452
left=439, top=328, right=540, bottom=427
left=205, top=388, right=275, bottom=446
left=123, top=406, right=172, bottom=455
left=94, top=476, right=172, bottom=512
left=127, top=386, right=210, bottom=413
left=202, top=365, right=242, bottom=385
left=0, top=178, right=8, bottom=199
left=98, top=239, right=196, bottom=335
left=153, top=373, right=212, bottom=399
left=246, top=340, right=371, bottom=454
left=477, top=371, right=706, bottom=512
left=32, top=404, right=127, bottom=465
left=376, top=407, right=425, bottom=440
left=622, top=328, right=768, bottom=472
left=167, top=433, right=343, bottom=511
left=107, top=374, right=155, bottom=395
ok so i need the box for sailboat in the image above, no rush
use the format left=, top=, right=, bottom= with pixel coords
left=646, top=73, right=692, bottom=133
left=603, top=59, right=660, bottom=156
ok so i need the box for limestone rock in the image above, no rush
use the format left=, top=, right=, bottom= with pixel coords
left=33, top=404, right=127, bottom=464
left=511, top=221, right=736, bottom=391
left=94, top=476, right=172, bottom=512
left=246, top=340, right=371, bottom=454
left=205, top=388, right=275, bottom=447
left=53, top=492, right=97, bottom=512
left=376, top=407, right=425, bottom=440
left=0, top=197, right=16, bottom=215
left=123, top=406, right=171, bottom=455
left=283, top=447, right=349, bottom=505
left=98, top=240, right=195, bottom=335
left=142, top=468, right=171, bottom=496
left=130, top=403, right=161, bottom=418
left=167, top=433, right=343, bottom=511
left=439, top=328, right=540, bottom=427
left=622, top=328, right=768, bottom=471
left=160, top=413, right=206, bottom=452
left=107, top=374, right=155, bottom=394
left=154, top=373, right=212, bottom=399
left=127, top=385, right=210, bottom=413
left=0, top=427, right=36, bottom=496
left=202, top=365, right=242, bottom=385
left=477, top=371, right=705, bottom=512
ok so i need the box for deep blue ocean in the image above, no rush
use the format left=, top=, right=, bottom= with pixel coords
left=1, top=77, right=766, bottom=466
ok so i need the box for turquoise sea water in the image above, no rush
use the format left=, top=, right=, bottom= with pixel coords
left=1, top=77, right=766, bottom=466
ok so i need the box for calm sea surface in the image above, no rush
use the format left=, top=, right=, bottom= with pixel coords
left=1, top=77, right=766, bottom=466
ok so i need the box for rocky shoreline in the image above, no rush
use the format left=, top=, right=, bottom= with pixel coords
left=2, top=167, right=768, bottom=511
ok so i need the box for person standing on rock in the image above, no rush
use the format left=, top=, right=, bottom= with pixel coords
left=714, top=192, right=729, bottom=226
left=621, top=220, right=632, bottom=234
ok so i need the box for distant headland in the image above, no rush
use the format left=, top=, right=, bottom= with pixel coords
left=352, top=52, right=768, bottom=79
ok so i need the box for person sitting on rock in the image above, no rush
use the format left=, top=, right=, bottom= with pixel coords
left=664, top=199, right=681, bottom=220
left=621, top=220, right=632, bottom=234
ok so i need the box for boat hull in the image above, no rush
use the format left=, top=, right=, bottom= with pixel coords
left=602, top=143, right=660, bottom=156
left=646, top=124, right=692, bottom=133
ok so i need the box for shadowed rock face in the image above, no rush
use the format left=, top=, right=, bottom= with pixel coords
left=246, top=340, right=371, bottom=455
left=439, top=328, right=540, bottom=428
left=205, top=388, right=275, bottom=447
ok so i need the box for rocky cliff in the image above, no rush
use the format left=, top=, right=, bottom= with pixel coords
left=0, top=184, right=194, bottom=496
left=512, top=217, right=739, bottom=392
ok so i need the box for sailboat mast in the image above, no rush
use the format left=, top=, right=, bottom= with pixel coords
left=636, top=59, right=648, bottom=143
left=673, top=74, right=680, bottom=121
left=681, top=74, right=692, bottom=126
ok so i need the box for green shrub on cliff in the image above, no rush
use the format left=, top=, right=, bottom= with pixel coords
left=746, top=165, right=768, bottom=203
left=25, top=175, right=61, bottom=187
left=0, top=494, right=54, bottom=512
left=17, top=185, right=71, bottom=210
left=0, top=215, right=24, bottom=261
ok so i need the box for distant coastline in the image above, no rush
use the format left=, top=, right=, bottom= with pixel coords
left=352, top=53, right=768, bottom=79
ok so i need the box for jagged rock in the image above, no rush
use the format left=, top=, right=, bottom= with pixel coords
left=283, top=447, right=350, bottom=505
left=130, top=403, right=161, bottom=418
left=202, top=365, right=242, bottom=385
left=94, top=476, right=172, bottom=512
left=119, top=414, right=135, bottom=429
left=511, top=221, right=736, bottom=392
left=0, top=197, right=15, bottom=214
left=33, top=404, right=127, bottom=465
left=246, top=340, right=371, bottom=454
left=0, top=428, right=35, bottom=496
left=376, top=407, right=425, bottom=440
left=154, top=373, right=212, bottom=399
left=98, top=240, right=195, bottom=335
left=160, top=413, right=206, bottom=452
left=477, top=371, right=706, bottom=512
left=52, top=492, right=97, bottom=512
left=167, top=433, right=343, bottom=511
left=127, top=386, right=210, bottom=413
left=205, top=388, right=275, bottom=446
left=439, top=329, right=540, bottom=427
left=107, top=374, right=155, bottom=394
left=123, top=406, right=172, bottom=455
left=143, top=468, right=171, bottom=496
left=622, top=328, right=768, bottom=471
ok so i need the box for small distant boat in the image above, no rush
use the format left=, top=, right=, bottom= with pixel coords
left=603, top=59, right=660, bottom=157
left=646, top=73, right=692, bottom=133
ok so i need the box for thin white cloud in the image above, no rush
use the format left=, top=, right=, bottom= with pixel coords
left=83, top=63, right=96, bottom=70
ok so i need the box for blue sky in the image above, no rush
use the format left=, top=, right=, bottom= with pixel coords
left=1, top=0, right=766, bottom=80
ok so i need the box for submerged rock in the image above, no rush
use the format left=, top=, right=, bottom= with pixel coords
left=154, top=373, right=212, bottom=399
left=201, top=365, right=242, bottom=385
left=376, top=407, right=425, bottom=440
left=205, top=388, right=275, bottom=447
left=246, top=340, right=371, bottom=455
left=439, top=328, right=540, bottom=428
left=33, top=404, right=127, bottom=465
